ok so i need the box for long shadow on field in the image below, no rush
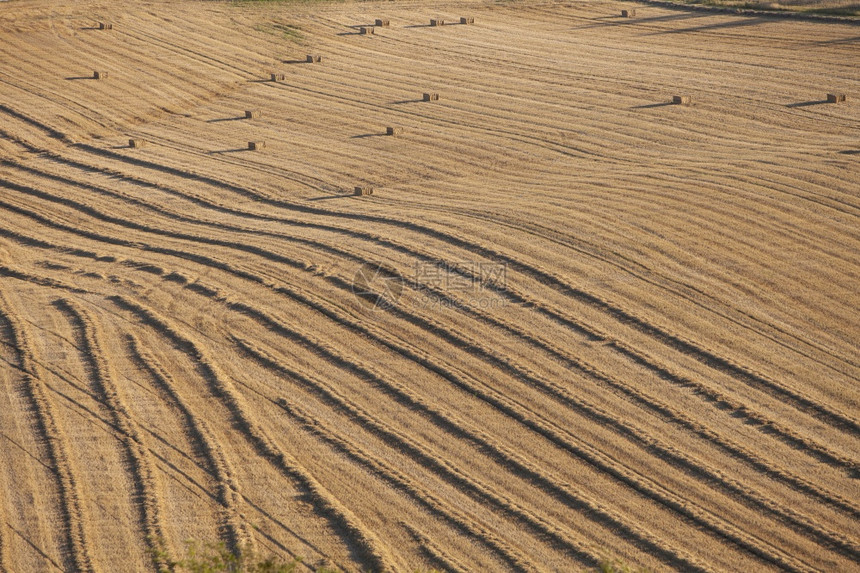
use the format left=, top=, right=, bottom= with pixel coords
left=206, top=116, right=246, bottom=123
left=571, top=12, right=710, bottom=30
left=208, top=148, right=250, bottom=154
left=282, top=59, right=311, bottom=65
left=786, top=99, right=830, bottom=108
left=631, top=102, right=675, bottom=109
left=65, top=76, right=96, bottom=81
left=351, top=133, right=387, bottom=139
left=307, top=194, right=354, bottom=201
left=390, top=98, right=426, bottom=105
left=810, top=35, right=860, bottom=46
left=643, top=16, right=770, bottom=34
left=838, top=149, right=860, bottom=155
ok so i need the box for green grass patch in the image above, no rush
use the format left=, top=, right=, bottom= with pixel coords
left=253, top=21, right=304, bottom=41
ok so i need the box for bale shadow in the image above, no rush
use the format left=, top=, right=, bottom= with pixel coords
left=208, top=148, right=249, bottom=154
left=65, top=76, right=96, bottom=81
left=206, top=116, right=245, bottom=123
left=351, top=133, right=387, bottom=139
left=786, top=99, right=829, bottom=108
left=631, top=102, right=675, bottom=109
left=307, top=194, right=352, bottom=201
left=390, top=98, right=425, bottom=105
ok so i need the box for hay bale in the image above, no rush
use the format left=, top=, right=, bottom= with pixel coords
left=375, top=19, right=390, bottom=27
left=827, top=93, right=847, bottom=103
left=306, top=54, right=321, bottom=63
left=460, top=17, right=475, bottom=24
left=386, top=127, right=402, bottom=136
left=423, top=92, right=440, bottom=101
left=354, top=186, right=374, bottom=196
left=248, top=141, right=265, bottom=151
left=245, top=110, right=261, bottom=119
left=672, top=95, right=691, bottom=105
left=270, top=73, right=285, bottom=82
left=128, top=139, right=146, bottom=149
left=430, top=18, right=444, bottom=26
left=360, top=26, right=374, bottom=35
left=93, top=71, right=108, bottom=80
left=621, top=9, right=635, bottom=17
left=98, top=22, right=113, bottom=30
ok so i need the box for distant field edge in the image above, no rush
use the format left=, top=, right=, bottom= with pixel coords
left=638, top=0, right=860, bottom=22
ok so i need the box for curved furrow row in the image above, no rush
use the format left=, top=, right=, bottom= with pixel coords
left=0, top=162, right=833, bottom=572
left=269, top=394, right=539, bottom=573
left=1, top=166, right=853, bottom=540
left=125, top=335, right=252, bottom=556
left=0, top=290, right=94, bottom=573
left=13, top=144, right=853, bottom=456
left=194, top=282, right=813, bottom=571
left=232, top=336, right=712, bottom=572
left=55, top=141, right=860, bottom=437
left=607, top=340, right=858, bottom=477
left=0, top=263, right=89, bottom=295
left=10, top=106, right=856, bottom=398
left=423, top=282, right=859, bottom=509
left=22, top=238, right=823, bottom=571
left=51, top=298, right=171, bottom=571
left=224, top=301, right=818, bottom=572
left=107, top=295, right=397, bottom=573
left=401, top=523, right=470, bottom=573
left=348, top=283, right=860, bottom=556
left=5, top=137, right=856, bottom=449
left=0, top=182, right=852, bottom=558
left=2, top=194, right=814, bottom=572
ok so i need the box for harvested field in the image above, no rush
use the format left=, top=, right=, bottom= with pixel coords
left=0, top=0, right=858, bottom=571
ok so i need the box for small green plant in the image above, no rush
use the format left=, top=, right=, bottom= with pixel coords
left=155, top=540, right=302, bottom=573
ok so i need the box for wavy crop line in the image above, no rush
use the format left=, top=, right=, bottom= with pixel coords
left=126, top=334, right=253, bottom=555
left=432, top=288, right=860, bottom=550
left=232, top=335, right=715, bottom=572
left=271, top=393, right=538, bottom=572
left=401, top=523, right=470, bottom=573
left=233, top=337, right=600, bottom=569
left=3, top=129, right=855, bottom=443
left=218, top=294, right=812, bottom=571
left=18, top=135, right=860, bottom=437
left=0, top=187, right=848, bottom=564
left=6, top=149, right=851, bottom=514
left=607, top=340, right=859, bottom=482
left=0, top=290, right=94, bottom=573
left=52, top=299, right=172, bottom=571
left=108, top=295, right=396, bottom=573
left=0, top=207, right=824, bottom=570
left=3, top=149, right=855, bottom=483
